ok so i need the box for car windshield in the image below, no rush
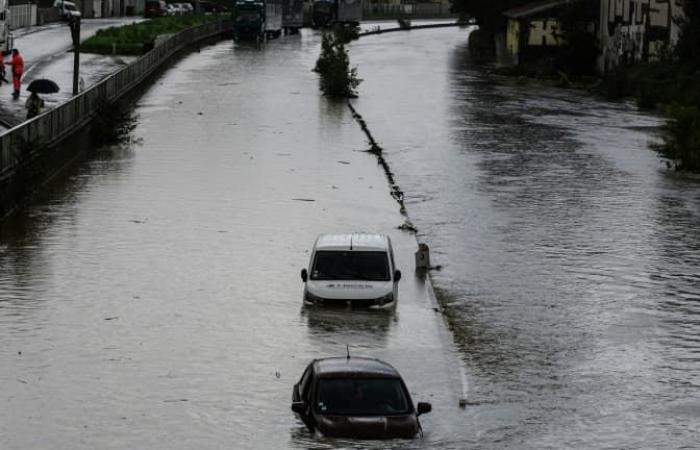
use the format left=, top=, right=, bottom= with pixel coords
left=316, top=378, right=410, bottom=416
left=311, top=251, right=389, bottom=281
left=66, top=4, right=77, bottom=10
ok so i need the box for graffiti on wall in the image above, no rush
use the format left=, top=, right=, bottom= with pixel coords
left=600, top=0, right=684, bottom=69
left=527, top=20, right=565, bottom=47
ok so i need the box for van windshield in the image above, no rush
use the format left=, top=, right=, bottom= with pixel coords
left=316, top=378, right=410, bottom=416
left=311, top=251, right=389, bottom=281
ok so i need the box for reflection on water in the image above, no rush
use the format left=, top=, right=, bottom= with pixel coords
left=302, top=306, right=396, bottom=349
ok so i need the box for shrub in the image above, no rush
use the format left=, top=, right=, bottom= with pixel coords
left=82, top=15, right=220, bottom=55
left=332, top=23, right=360, bottom=44
left=314, top=31, right=362, bottom=98
left=654, top=104, right=700, bottom=171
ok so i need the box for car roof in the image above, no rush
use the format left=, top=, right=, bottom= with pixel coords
left=313, top=357, right=401, bottom=379
left=314, top=233, right=390, bottom=252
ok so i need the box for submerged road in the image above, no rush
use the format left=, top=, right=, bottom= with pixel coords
left=0, top=28, right=465, bottom=449
left=351, top=26, right=700, bottom=449
left=2, top=23, right=699, bottom=449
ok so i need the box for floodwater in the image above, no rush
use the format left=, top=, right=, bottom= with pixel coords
left=1, top=23, right=698, bottom=450
left=351, top=26, right=700, bottom=449
left=0, top=27, right=463, bottom=449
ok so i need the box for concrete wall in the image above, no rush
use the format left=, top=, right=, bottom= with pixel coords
left=599, top=0, right=685, bottom=72
left=9, top=3, right=38, bottom=28
left=0, top=20, right=228, bottom=185
left=363, top=1, right=455, bottom=19
left=37, top=7, right=61, bottom=24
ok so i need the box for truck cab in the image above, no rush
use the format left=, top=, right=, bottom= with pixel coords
left=232, top=0, right=266, bottom=41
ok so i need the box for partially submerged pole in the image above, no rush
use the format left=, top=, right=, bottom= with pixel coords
left=415, top=243, right=430, bottom=270
left=70, top=18, right=81, bottom=96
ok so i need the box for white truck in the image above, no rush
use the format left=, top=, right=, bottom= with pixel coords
left=0, top=0, right=13, bottom=56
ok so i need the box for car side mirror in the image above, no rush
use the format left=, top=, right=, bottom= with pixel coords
left=291, top=401, right=307, bottom=414
left=301, top=269, right=308, bottom=282
left=394, top=270, right=401, bottom=282
left=416, top=402, right=431, bottom=416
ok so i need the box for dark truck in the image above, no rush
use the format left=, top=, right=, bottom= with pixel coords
left=311, top=0, right=361, bottom=28
left=232, top=0, right=265, bottom=41
left=282, top=0, right=303, bottom=34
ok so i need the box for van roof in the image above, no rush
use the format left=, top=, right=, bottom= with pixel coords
left=314, top=233, right=390, bottom=251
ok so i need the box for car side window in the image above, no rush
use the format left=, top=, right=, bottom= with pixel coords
left=299, top=366, right=313, bottom=399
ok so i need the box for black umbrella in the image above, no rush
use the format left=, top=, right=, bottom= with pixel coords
left=27, top=79, right=60, bottom=94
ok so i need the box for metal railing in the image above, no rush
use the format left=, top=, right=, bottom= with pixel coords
left=0, top=20, right=229, bottom=182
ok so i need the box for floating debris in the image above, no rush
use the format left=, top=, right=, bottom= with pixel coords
left=292, top=198, right=315, bottom=202
left=397, top=221, right=418, bottom=233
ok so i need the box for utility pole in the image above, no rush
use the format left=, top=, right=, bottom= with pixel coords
left=69, top=17, right=80, bottom=96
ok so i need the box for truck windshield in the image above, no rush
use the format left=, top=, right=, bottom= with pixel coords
left=316, top=378, right=410, bottom=416
left=311, top=251, right=389, bottom=281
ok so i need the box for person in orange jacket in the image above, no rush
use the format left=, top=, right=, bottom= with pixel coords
left=5, top=49, right=24, bottom=99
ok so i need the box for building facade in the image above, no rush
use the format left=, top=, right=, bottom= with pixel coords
left=598, top=0, right=685, bottom=72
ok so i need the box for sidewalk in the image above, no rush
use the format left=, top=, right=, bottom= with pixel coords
left=0, top=18, right=141, bottom=129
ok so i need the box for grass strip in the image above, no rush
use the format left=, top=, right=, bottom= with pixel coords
left=82, top=15, right=222, bottom=55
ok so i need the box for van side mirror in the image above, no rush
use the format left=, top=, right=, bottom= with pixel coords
left=301, top=269, right=308, bottom=282
left=291, top=401, right=307, bottom=414
left=416, top=402, right=431, bottom=416
left=394, top=270, right=401, bottom=282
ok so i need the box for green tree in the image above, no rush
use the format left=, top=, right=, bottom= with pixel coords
left=314, top=31, right=362, bottom=98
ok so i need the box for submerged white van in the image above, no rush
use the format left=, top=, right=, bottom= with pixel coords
left=300, top=233, right=401, bottom=309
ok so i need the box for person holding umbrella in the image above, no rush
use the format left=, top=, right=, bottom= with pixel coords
left=25, top=91, right=44, bottom=119
left=5, top=49, right=24, bottom=99
left=25, top=79, right=59, bottom=120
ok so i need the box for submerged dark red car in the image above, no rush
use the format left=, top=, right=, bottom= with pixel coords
left=291, top=357, right=432, bottom=439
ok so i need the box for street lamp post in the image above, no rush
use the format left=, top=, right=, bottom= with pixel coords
left=69, top=17, right=80, bottom=96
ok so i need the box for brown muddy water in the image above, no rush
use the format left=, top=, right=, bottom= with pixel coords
left=1, top=24, right=699, bottom=450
